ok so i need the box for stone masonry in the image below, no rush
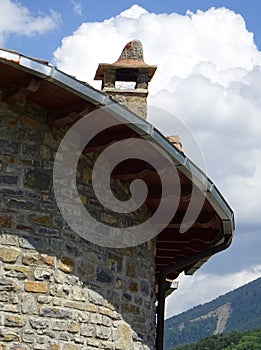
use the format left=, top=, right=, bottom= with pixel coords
left=0, top=99, right=156, bottom=349
left=94, top=40, right=157, bottom=120
left=103, top=91, right=148, bottom=121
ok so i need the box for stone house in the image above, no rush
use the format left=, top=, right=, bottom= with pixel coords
left=0, top=41, right=234, bottom=350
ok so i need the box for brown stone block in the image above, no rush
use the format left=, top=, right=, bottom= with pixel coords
left=82, top=167, right=92, bottom=182
left=0, top=293, right=9, bottom=302
left=68, top=321, right=78, bottom=333
left=100, top=213, right=117, bottom=225
left=44, top=255, right=56, bottom=266
left=25, top=281, right=47, bottom=294
left=128, top=281, right=138, bottom=293
left=21, top=115, right=43, bottom=129
left=115, top=248, right=133, bottom=257
left=7, top=115, right=18, bottom=125
left=121, top=303, right=140, bottom=314
left=50, top=345, right=60, bottom=350
left=4, top=314, right=25, bottom=327
left=59, top=256, right=74, bottom=273
left=29, top=215, right=51, bottom=226
left=63, top=344, right=78, bottom=350
left=22, top=252, right=55, bottom=266
left=16, top=224, right=33, bottom=232
left=64, top=300, right=85, bottom=311
left=115, top=323, right=132, bottom=348
left=10, top=345, right=28, bottom=350
left=40, top=145, right=52, bottom=160
left=2, top=331, right=19, bottom=341
left=125, top=260, right=136, bottom=277
left=2, top=304, right=19, bottom=313
left=4, top=265, right=30, bottom=278
left=98, top=306, right=114, bottom=318
left=86, top=338, right=100, bottom=347
left=0, top=246, right=20, bottom=263
left=100, top=341, right=114, bottom=350
left=86, top=304, right=97, bottom=313
left=24, top=169, right=51, bottom=192
left=0, top=215, right=12, bottom=228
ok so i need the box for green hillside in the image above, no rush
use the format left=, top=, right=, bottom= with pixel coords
left=164, top=277, right=261, bottom=349
left=174, top=329, right=261, bottom=350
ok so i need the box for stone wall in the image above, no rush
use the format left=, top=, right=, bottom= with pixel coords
left=103, top=89, right=148, bottom=120
left=0, top=101, right=156, bottom=350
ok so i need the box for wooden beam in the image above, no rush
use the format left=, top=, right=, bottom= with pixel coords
left=112, top=168, right=157, bottom=181
left=157, top=228, right=220, bottom=241
left=156, top=214, right=220, bottom=230
left=47, top=102, right=96, bottom=126
left=154, top=212, right=218, bottom=227
left=2, top=78, right=42, bottom=104
left=84, top=134, right=137, bottom=153
left=156, top=241, right=210, bottom=252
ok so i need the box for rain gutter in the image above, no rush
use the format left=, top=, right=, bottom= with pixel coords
left=155, top=234, right=233, bottom=350
left=0, top=49, right=109, bottom=106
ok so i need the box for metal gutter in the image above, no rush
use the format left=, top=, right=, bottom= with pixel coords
left=0, top=48, right=234, bottom=234
left=0, top=49, right=109, bottom=106
left=156, top=234, right=233, bottom=350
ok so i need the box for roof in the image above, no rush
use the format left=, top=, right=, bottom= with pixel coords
left=0, top=47, right=234, bottom=283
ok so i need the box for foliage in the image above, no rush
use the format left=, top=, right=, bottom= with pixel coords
left=172, top=329, right=261, bottom=350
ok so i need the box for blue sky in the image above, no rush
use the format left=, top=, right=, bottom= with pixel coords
left=1, top=0, right=261, bottom=318
left=4, top=0, right=261, bottom=60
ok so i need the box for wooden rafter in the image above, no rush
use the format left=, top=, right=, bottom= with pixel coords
left=47, top=102, right=96, bottom=126
left=2, top=78, right=42, bottom=104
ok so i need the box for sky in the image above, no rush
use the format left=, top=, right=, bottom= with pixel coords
left=0, top=0, right=260, bottom=319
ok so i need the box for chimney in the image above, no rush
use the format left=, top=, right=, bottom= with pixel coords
left=94, top=40, right=157, bottom=119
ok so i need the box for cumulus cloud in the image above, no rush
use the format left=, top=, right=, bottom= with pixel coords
left=0, top=0, right=60, bottom=46
left=53, top=4, right=261, bottom=227
left=53, top=5, right=261, bottom=314
left=165, top=266, right=261, bottom=317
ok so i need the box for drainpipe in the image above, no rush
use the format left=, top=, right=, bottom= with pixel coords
left=156, top=234, right=232, bottom=350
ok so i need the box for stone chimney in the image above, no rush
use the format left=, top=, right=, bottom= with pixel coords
left=94, top=40, right=157, bottom=119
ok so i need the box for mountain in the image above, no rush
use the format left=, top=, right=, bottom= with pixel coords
left=174, top=329, right=261, bottom=350
left=164, top=276, right=261, bottom=349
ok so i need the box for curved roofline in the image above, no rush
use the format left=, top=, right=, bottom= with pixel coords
left=0, top=48, right=234, bottom=237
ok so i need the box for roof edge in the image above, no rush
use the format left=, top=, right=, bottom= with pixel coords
left=0, top=48, right=234, bottom=238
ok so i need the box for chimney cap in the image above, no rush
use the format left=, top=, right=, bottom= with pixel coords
left=94, top=40, right=157, bottom=81
left=115, top=39, right=147, bottom=64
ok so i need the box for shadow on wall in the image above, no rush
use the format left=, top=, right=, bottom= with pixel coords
left=0, top=104, right=156, bottom=349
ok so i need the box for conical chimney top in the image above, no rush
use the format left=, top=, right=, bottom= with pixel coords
left=94, top=40, right=157, bottom=81
left=114, top=40, right=145, bottom=64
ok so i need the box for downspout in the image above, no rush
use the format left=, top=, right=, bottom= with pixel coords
left=156, top=234, right=232, bottom=350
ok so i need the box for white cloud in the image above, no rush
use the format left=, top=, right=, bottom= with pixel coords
left=71, top=1, right=83, bottom=16
left=53, top=5, right=261, bottom=227
left=0, top=0, right=60, bottom=46
left=165, top=266, right=261, bottom=318
left=119, top=4, right=148, bottom=19
left=53, top=5, right=261, bottom=314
